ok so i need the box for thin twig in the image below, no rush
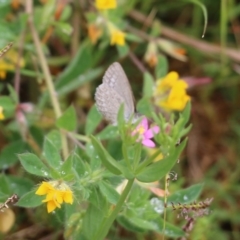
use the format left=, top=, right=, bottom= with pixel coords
left=26, top=1, right=69, bottom=159
left=129, top=10, right=240, bottom=62
left=14, top=30, right=26, bottom=96
left=128, top=51, right=146, bottom=73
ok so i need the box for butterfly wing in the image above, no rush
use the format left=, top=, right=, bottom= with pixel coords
left=95, top=62, right=135, bottom=124
left=102, top=62, right=135, bottom=119
left=95, top=83, right=126, bottom=125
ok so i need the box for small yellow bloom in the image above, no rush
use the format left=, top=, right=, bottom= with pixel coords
left=156, top=71, right=179, bottom=91
left=154, top=71, right=190, bottom=111
left=0, top=106, right=5, bottom=120
left=162, top=86, right=190, bottom=111
left=95, top=0, right=117, bottom=10
left=36, top=181, right=73, bottom=213
left=110, top=30, right=125, bottom=46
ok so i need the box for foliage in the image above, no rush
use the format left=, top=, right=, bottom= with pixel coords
left=0, top=0, right=239, bottom=239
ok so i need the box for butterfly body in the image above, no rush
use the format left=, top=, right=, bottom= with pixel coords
left=95, top=62, right=135, bottom=125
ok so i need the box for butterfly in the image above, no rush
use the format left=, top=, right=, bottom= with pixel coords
left=95, top=62, right=136, bottom=125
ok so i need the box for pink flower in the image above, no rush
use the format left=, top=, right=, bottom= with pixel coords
left=132, top=117, right=160, bottom=148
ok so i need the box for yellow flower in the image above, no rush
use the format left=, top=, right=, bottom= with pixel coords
left=95, top=0, right=117, bottom=10
left=36, top=181, right=73, bottom=213
left=154, top=71, right=190, bottom=111
left=0, top=106, right=5, bottom=120
left=0, top=50, right=25, bottom=80
left=110, top=29, right=125, bottom=46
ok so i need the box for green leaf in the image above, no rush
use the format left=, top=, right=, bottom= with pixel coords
left=43, top=138, right=62, bottom=169
left=85, top=105, right=102, bottom=135
left=56, top=40, right=92, bottom=90
left=167, top=183, right=204, bottom=205
left=155, top=218, right=185, bottom=237
left=143, top=72, right=154, bottom=98
left=0, top=140, right=27, bottom=169
left=18, top=153, right=51, bottom=178
left=136, top=97, right=154, bottom=118
left=4, top=175, right=34, bottom=197
left=136, top=139, right=187, bottom=182
left=155, top=55, right=168, bottom=79
left=173, top=102, right=191, bottom=140
left=59, top=153, right=74, bottom=180
left=117, top=44, right=129, bottom=58
left=56, top=105, right=77, bottom=131
left=86, top=142, right=101, bottom=171
left=90, top=135, right=122, bottom=175
left=7, top=84, right=18, bottom=103
left=99, top=181, right=120, bottom=204
left=17, top=189, right=43, bottom=208
left=82, top=190, right=109, bottom=240
left=117, top=216, right=148, bottom=233
left=96, top=125, right=119, bottom=140
left=72, top=152, right=87, bottom=178
left=0, top=96, right=15, bottom=117
left=57, top=67, right=103, bottom=96
left=0, top=174, right=11, bottom=197
left=117, top=104, right=125, bottom=130
left=125, top=33, right=142, bottom=43
left=46, top=130, right=62, bottom=150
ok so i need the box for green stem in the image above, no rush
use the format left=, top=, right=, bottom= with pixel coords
left=162, top=174, right=168, bottom=240
left=93, top=178, right=135, bottom=240
left=69, top=132, right=90, bottom=142
left=220, top=0, right=228, bottom=77
left=26, top=1, right=69, bottom=159
left=122, top=143, right=131, bottom=170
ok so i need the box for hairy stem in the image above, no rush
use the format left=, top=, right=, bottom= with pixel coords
left=26, top=0, right=69, bottom=159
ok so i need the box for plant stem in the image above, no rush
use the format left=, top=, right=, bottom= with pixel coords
left=26, top=0, right=69, bottom=159
left=93, top=178, right=135, bottom=240
left=162, top=174, right=169, bottom=240
left=220, top=0, right=228, bottom=76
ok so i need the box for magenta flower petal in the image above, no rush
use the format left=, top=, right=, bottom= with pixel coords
left=142, top=139, right=156, bottom=148
left=141, top=117, right=148, bottom=130
left=152, top=126, right=160, bottom=134
left=144, top=126, right=160, bottom=138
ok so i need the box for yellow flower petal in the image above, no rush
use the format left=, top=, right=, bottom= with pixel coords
left=46, top=200, right=60, bottom=213
left=154, top=71, right=190, bottom=111
left=96, top=0, right=117, bottom=10
left=162, top=88, right=190, bottom=111
left=158, top=71, right=179, bottom=89
left=110, top=30, right=125, bottom=46
left=63, top=190, right=73, bottom=204
left=35, top=181, right=74, bottom=213
left=56, top=191, right=64, bottom=204
left=35, top=182, right=53, bottom=195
